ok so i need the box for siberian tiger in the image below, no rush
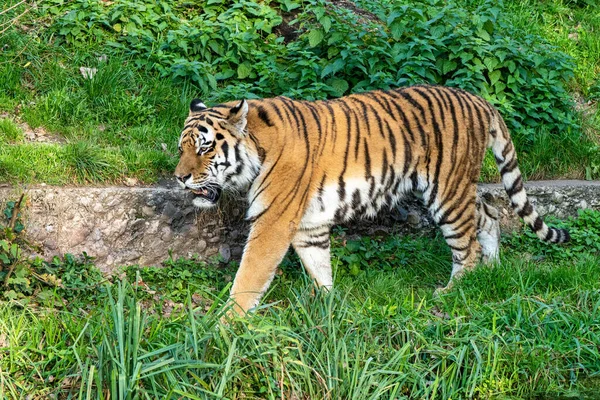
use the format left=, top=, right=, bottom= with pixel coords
left=174, top=85, right=569, bottom=315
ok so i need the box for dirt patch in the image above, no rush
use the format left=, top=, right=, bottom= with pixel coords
left=273, top=0, right=381, bottom=44
left=273, top=10, right=302, bottom=44
left=329, top=0, right=380, bottom=24
left=0, top=112, right=65, bottom=144
left=20, top=123, right=65, bottom=144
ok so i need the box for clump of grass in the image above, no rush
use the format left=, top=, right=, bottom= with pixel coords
left=64, top=142, right=125, bottom=183
left=0, top=118, right=24, bottom=143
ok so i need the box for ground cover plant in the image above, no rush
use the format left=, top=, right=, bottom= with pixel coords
left=0, top=208, right=599, bottom=398
left=0, top=0, right=598, bottom=184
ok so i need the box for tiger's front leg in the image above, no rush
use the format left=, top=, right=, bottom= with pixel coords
left=229, top=218, right=297, bottom=315
left=292, top=226, right=333, bottom=289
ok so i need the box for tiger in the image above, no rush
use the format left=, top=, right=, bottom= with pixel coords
left=174, top=85, right=569, bottom=315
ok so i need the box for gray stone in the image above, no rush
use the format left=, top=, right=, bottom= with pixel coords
left=407, top=212, right=420, bottom=226
left=0, top=180, right=598, bottom=274
left=142, top=206, right=155, bottom=217
left=231, top=246, right=243, bottom=258
left=162, top=201, right=178, bottom=219
left=219, top=244, right=231, bottom=263
left=196, top=239, right=208, bottom=253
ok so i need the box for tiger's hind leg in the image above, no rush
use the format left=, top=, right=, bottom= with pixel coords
left=433, top=185, right=481, bottom=292
left=476, top=197, right=500, bottom=263
left=292, top=226, right=333, bottom=289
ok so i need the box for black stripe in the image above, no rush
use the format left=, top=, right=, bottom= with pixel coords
left=506, top=176, right=523, bottom=197
left=295, top=238, right=330, bottom=249
left=517, top=200, right=534, bottom=218
left=544, top=228, right=556, bottom=242
left=413, top=88, right=443, bottom=207
left=500, top=158, right=518, bottom=176
left=439, top=199, right=475, bottom=225
left=270, top=102, right=285, bottom=124
left=381, top=151, right=389, bottom=184
left=257, top=106, right=274, bottom=127
left=351, top=189, right=361, bottom=208
left=386, top=120, right=397, bottom=162
left=364, top=139, right=371, bottom=179
left=394, top=89, right=426, bottom=119
left=337, top=100, right=353, bottom=199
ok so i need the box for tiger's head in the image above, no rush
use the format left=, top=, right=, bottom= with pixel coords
left=175, top=99, right=261, bottom=208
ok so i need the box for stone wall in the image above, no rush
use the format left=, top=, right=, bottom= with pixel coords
left=0, top=180, right=598, bottom=273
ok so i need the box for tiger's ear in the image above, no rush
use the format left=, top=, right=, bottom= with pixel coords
left=190, top=99, right=207, bottom=113
left=228, top=99, right=248, bottom=134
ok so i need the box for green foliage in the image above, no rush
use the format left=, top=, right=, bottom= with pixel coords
left=123, top=255, right=235, bottom=303
left=504, top=208, right=600, bottom=261
left=0, top=0, right=596, bottom=184
left=41, top=0, right=579, bottom=137
left=330, top=229, right=450, bottom=280
left=0, top=198, right=106, bottom=303
left=0, top=197, right=35, bottom=301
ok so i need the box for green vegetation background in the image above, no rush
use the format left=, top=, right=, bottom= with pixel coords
left=0, top=0, right=599, bottom=184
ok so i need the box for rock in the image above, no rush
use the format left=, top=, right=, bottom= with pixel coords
left=162, top=202, right=178, bottom=219
left=393, top=206, right=409, bottom=222
left=219, top=244, right=231, bottom=263
left=196, top=239, right=208, bottom=253
left=231, top=246, right=243, bottom=258
left=142, top=206, right=155, bottom=217
left=124, top=177, right=139, bottom=187
left=407, top=212, right=420, bottom=226
left=44, top=240, right=58, bottom=251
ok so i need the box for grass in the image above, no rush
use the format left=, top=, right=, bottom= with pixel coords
left=0, top=209, right=599, bottom=399
left=501, top=0, right=600, bottom=97
left=0, top=0, right=599, bottom=185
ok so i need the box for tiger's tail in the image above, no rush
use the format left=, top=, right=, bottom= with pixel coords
left=488, top=110, right=570, bottom=243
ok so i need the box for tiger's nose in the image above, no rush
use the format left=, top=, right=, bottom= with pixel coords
left=176, top=173, right=192, bottom=184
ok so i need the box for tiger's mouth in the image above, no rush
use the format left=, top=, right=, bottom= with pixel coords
left=189, top=187, right=222, bottom=203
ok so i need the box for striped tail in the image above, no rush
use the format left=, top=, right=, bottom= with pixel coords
left=489, top=112, right=570, bottom=243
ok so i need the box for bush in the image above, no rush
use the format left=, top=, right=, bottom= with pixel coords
left=42, top=0, right=578, bottom=140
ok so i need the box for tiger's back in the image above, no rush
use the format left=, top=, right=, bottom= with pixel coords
left=277, top=86, right=492, bottom=228
left=175, top=85, right=569, bottom=314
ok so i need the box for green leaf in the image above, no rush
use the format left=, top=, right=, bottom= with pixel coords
left=484, top=57, right=498, bottom=72
left=237, top=62, right=252, bottom=79
left=329, top=78, right=349, bottom=96
left=0, top=253, right=10, bottom=264
left=8, top=277, right=29, bottom=286
left=477, top=28, right=490, bottom=41
left=215, top=69, right=235, bottom=81
left=320, top=16, right=332, bottom=33
left=460, top=52, right=474, bottom=63
left=10, top=244, right=19, bottom=259
left=307, top=29, right=324, bottom=47
left=441, top=60, right=457, bottom=75
left=489, top=70, right=501, bottom=86
left=389, top=21, right=405, bottom=40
